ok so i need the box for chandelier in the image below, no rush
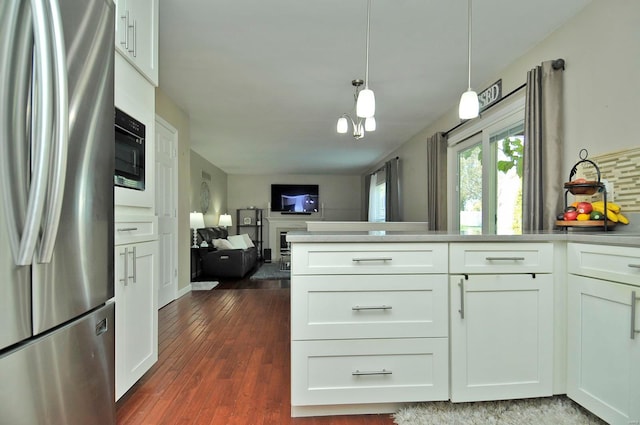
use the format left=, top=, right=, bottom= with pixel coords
left=337, top=79, right=376, bottom=140
left=336, top=0, right=376, bottom=140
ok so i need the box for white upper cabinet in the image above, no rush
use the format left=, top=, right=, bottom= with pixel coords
left=114, top=0, right=159, bottom=86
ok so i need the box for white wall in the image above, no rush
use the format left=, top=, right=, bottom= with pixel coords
left=367, top=0, right=640, bottom=221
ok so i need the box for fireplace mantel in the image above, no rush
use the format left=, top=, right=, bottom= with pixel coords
left=266, top=217, right=321, bottom=259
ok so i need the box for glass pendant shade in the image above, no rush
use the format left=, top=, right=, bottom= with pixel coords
left=364, top=116, right=376, bottom=132
left=337, top=116, right=348, bottom=133
left=458, top=90, right=479, bottom=119
left=356, top=89, right=375, bottom=118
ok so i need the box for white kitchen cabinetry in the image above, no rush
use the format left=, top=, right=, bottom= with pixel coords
left=290, top=243, right=449, bottom=417
left=567, top=243, right=640, bottom=425
left=114, top=216, right=158, bottom=400
left=114, top=0, right=159, bottom=85
left=114, top=53, right=155, bottom=212
left=449, top=243, right=554, bottom=402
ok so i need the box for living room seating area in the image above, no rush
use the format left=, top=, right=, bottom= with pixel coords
left=196, top=227, right=258, bottom=278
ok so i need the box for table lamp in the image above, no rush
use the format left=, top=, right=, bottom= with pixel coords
left=190, top=212, right=205, bottom=248
left=218, top=213, right=232, bottom=228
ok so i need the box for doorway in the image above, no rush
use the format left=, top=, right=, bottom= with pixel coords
left=155, top=116, right=178, bottom=308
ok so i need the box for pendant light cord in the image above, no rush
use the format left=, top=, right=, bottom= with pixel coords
left=364, top=0, right=371, bottom=89
left=467, top=0, right=472, bottom=90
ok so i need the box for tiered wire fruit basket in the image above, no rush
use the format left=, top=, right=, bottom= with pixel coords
left=556, top=149, right=615, bottom=231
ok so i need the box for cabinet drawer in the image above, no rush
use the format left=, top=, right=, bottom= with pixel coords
left=449, top=243, right=553, bottom=273
left=292, top=243, right=448, bottom=275
left=291, top=338, right=449, bottom=406
left=114, top=215, right=157, bottom=245
left=568, top=243, right=640, bottom=286
left=291, top=275, right=448, bottom=340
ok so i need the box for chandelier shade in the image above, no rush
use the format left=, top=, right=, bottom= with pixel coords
left=356, top=88, right=375, bottom=118
left=459, top=90, right=479, bottom=119
left=364, top=116, right=376, bottom=132
left=337, top=116, right=348, bottom=133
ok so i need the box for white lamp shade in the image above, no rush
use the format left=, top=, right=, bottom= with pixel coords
left=336, top=116, right=348, bottom=134
left=364, top=116, right=376, bottom=132
left=356, top=88, right=375, bottom=118
left=189, top=211, right=205, bottom=229
left=458, top=89, right=479, bottom=119
left=218, top=213, right=232, bottom=227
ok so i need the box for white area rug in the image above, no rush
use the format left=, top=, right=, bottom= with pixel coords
left=393, top=396, right=606, bottom=425
left=191, top=281, right=219, bottom=291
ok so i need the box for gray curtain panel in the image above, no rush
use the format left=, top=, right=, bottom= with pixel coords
left=523, top=59, right=565, bottom=231
left=385, top=158, right=401, bottom=221
left=426, top=132, right=448, bottom=230
left=363, top=173, right=372, bottom=221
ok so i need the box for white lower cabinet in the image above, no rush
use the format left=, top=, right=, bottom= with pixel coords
left=115, top=240, right=158, bottom=400
left=290, top=242, right=449, bottom=417
left=567, top=243, right=640, bottom=425
left=449, top=243, right=554, bottom=402
left=449, top=273, right=554, bottom=402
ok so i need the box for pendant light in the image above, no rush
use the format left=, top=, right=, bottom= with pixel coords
left=337, top=79, right=371, bottom=140
left=458, top=0, right=479, bottom=119
left=356, top=0, right=375, bottom=118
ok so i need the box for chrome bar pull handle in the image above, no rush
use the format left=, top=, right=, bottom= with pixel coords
left=352, top=369, right=392, bottom=376
left=117, top=227, right=138, bottom=232
left=458, top=278, right=465, bottom=319
left=628, top=264, right=640, bottom=269
left=120, top=248, right=129, bottom=285
left=485, top=257, right=525, bottom=261
left=632, top=291, right=639, bottom=340
left=130, top=247, right=137, bottom=283
left=352, top=257, right=392, bottom=262
left=132, top=19, right=137, bottom=57
left=352, top=305, right=392, bottom=311
left=120, top=10, right=129, bottom=48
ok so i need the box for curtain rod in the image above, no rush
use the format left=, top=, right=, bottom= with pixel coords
left=443, top=58, right=565, bottom=137
left=368, top=156, right=399, bottom=177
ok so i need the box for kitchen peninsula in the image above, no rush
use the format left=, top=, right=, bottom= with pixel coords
left=287, top=230, right=640, bottom=425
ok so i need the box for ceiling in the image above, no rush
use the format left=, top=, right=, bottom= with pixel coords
left=158, top=0, right=591, bottom=176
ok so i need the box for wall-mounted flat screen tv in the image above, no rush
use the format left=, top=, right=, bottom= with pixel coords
left=270, top=184, right=319, bottom=213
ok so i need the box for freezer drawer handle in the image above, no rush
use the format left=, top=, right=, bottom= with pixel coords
left=628, top=264, right=640, bottom=269
left=485, top=257, right=525, bottom=261
left=352, top=369, right=392, bottom=376
left=96, top=318, right=108, bottom=336
left=352, top=305, right=392, bottom=311
left=352, top=257, right=393, bottom=262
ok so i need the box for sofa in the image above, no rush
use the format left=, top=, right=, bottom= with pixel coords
left=196, top=227, right=258, bottom=278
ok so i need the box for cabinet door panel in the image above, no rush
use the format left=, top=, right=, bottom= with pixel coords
left=115, top=241, right=158, bottom=400
left=567, top=275, right=640, bottom=425
left=450, top=274, right=553, bottom=402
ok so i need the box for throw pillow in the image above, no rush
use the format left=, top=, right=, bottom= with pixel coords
left=227, top=234, right=248, bottom=249
left=240, top=233, right=255, bottom=248
left=213, top=238, right=235, bottom=250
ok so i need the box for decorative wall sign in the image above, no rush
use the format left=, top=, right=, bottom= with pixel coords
left=478, top=79, right=502, bottom=112
left=200, top=181, right=210, bottom=213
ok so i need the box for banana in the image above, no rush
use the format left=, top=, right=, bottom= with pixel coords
left=592, top=205, right=619, bottom=222
left=592, top=201, right=621, bottom=213
left=617, top=213, right=629, bottom=224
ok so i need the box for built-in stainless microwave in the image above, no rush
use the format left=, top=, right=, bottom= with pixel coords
left=114, top=107, right=145, bottom=191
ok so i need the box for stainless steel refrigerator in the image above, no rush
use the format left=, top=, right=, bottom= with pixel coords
left=0, top=1, right=115, bottom=424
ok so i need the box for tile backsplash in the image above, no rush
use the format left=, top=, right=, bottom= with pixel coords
left=572, top=147, right=640, bottom=212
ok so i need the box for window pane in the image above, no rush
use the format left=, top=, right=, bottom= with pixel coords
left=492, top=122, right=524, bottom=235
left=458, top=143, right=482, bottom=235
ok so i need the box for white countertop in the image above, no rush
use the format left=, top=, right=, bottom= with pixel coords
left=286, top=230, right=640, bottom=247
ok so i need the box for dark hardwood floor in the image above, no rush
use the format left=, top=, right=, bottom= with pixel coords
left=116, top=274, right=396, bottom=425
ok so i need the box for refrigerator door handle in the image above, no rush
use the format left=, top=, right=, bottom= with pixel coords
left=2, top=0, right=54, bottom=266
left=37, top=0, right=69, bottom=264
